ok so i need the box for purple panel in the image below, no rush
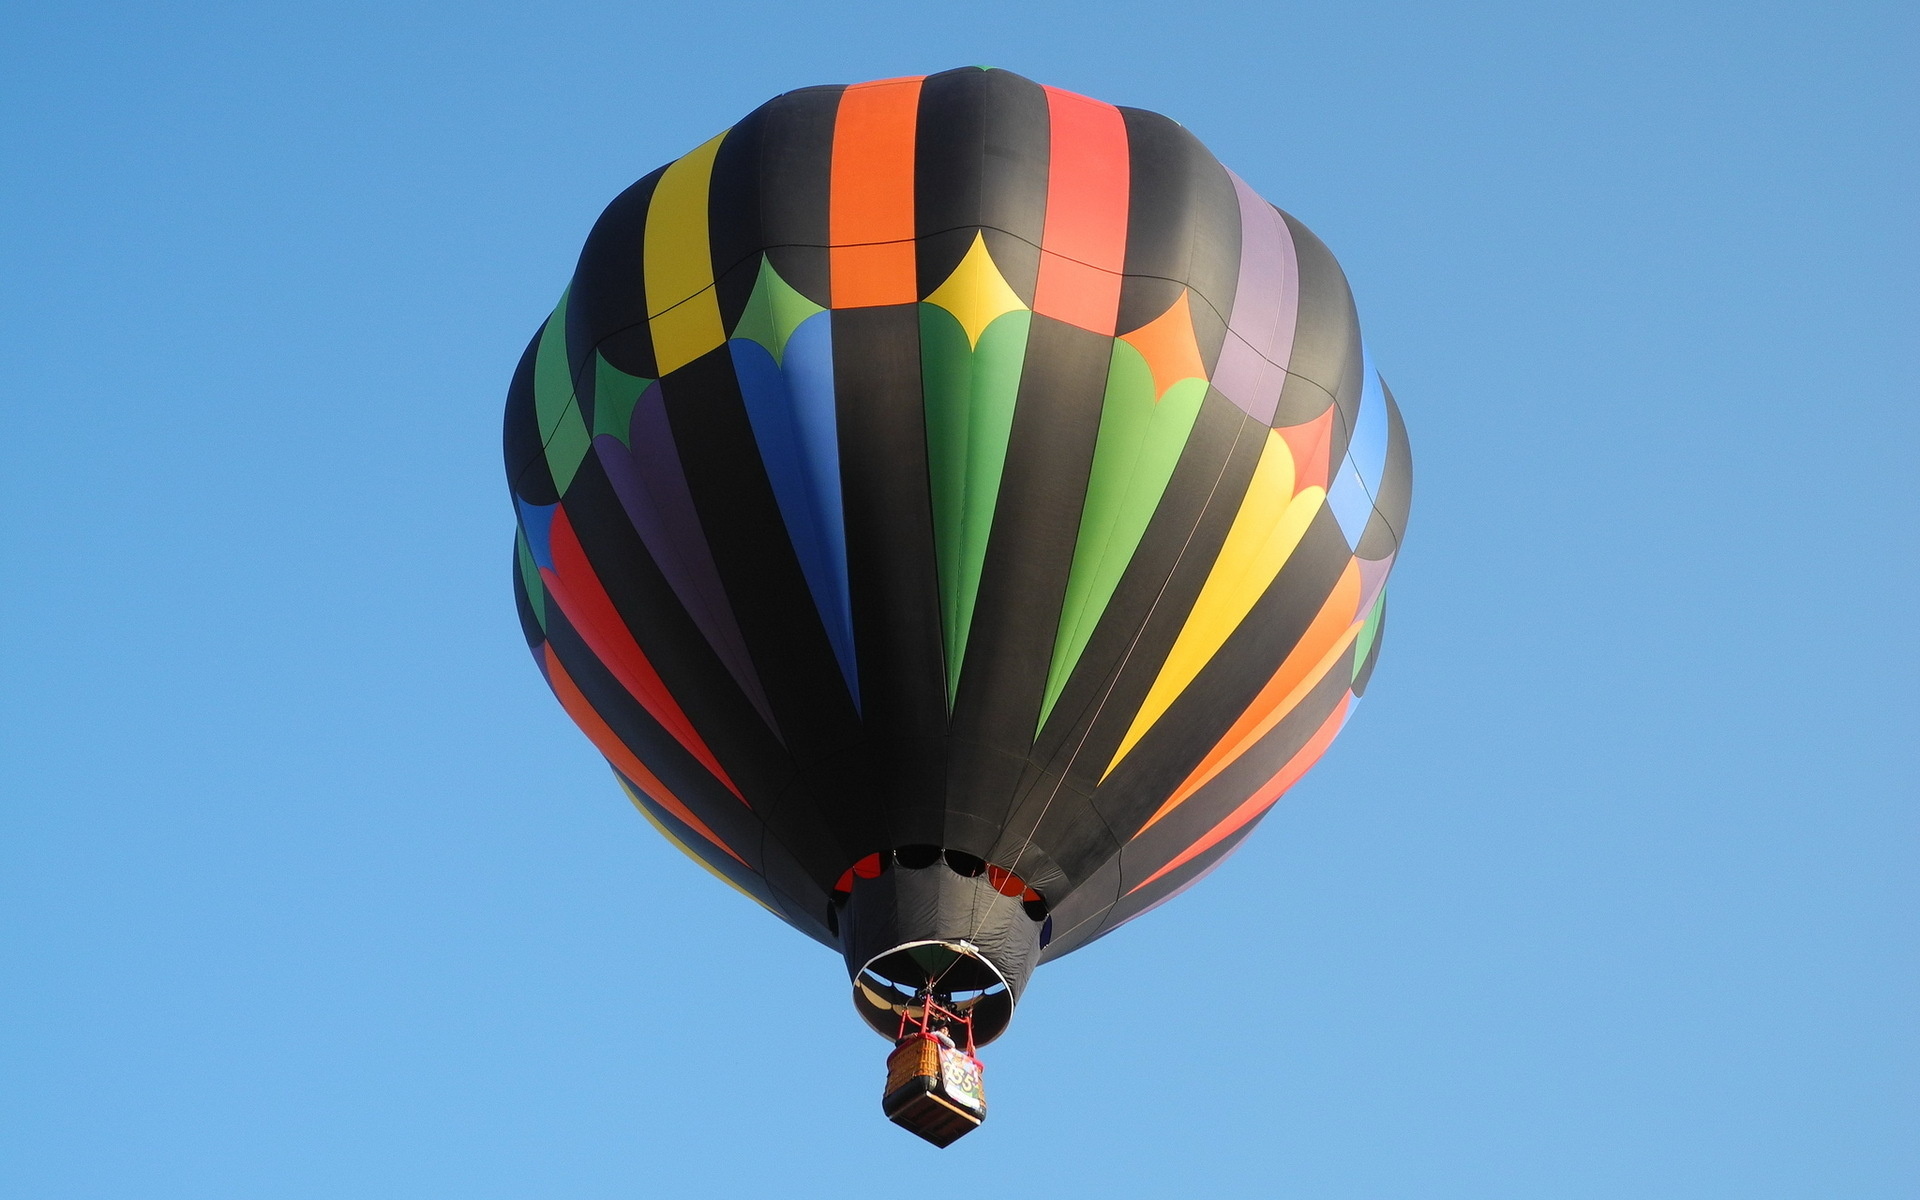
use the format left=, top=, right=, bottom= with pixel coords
left=594, top=384, right=781, bottom=738
left=1356, top=550, right=1395, bottom=612
left=1210, top=171, right=1300, bottom=426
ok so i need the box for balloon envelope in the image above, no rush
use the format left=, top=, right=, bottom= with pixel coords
left=505, top=67, right=1411, bottom=1041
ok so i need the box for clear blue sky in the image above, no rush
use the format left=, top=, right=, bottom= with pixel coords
left=3, top=2, right=1913, bottom=1196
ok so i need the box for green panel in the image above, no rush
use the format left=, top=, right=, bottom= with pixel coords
left=516, top=527, right=546, bottom=632
left=905, top=943, right=962, bottom=974
left=1352, top=586, right=1387, bottom=681
left=1039, top=342, right=1207, bottom=730
left=920, top=305, right=1032, bottom=706
left=730, top=255, right=823, bottom=365
left=592, top=353, right=651, bottom=446
left=533, top=291, right=591, bottom=495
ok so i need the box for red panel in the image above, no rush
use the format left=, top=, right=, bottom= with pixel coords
left=1140, top=560, right=1362, bottom=830
left=1033, top=87, right=1129, bottom=335
left=833, top=852, right=884, bottom=896
left=1128, top=693, right=1350, bottom=893
left=542, top=645, right=748, bottom=865
left=1276, top=406, right=1335, bottom=494
left=542, top=505, right=745, bottom=801
left=830, top=76, right=924, bottom=308
left=985, top=864, right=1027, bottom=897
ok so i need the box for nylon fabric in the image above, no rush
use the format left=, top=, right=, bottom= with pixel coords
left=502, top=66, right=1413, bottom=1022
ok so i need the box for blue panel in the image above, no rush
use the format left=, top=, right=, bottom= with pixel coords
left=1328, top=347, right=1389, bottom=547
left=730, top=315, right=860, bottom=707
left=515, top=498, right=557, bottom=569
left=1348, top=350, right=1390, bottom=495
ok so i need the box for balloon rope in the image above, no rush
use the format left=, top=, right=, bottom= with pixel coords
left=962, top=417, right=1254, bottom=948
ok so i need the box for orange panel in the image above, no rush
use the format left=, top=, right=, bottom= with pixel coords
left=542, top=645, right=748, bottom=865
left=1033, top=87, right=1129, bottom=335
left=1140, top=560, right=1363, bottom=831
left=830, top=77, right=924, bottom=308
left=1129, top=693, right=1350, bottom=894
left=1276, top=406, right=1335, bottom=494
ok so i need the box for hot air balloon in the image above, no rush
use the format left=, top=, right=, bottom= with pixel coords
left=505, top=67, right=1411, bottom=1145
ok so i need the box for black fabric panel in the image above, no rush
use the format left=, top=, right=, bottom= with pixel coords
left=1096, top=820, right=1260, bottom=938
left=1180, top=153, right=1243, bottom=371
left=912, top=70, right=987, bottom=294
left=713, top=253, right=769, bottom=350
left=757, top=776, right=861, bottom=910
left=511, top=542, right=543, bottom=650
left=914, top=67, right=1049, bottom=302
left=832, top=305, right=949, bottom=848
left=655, top=347, right=871, bottom=874
left=503, top=326, right=558, bottom=505
left=560, top=453, right=795, bottom=811
left=541, top=601, right=765, bottom=873
left=1059, top=403, right=1267, bottom=776
left=1026, top=394, right=1258, bottom=760
left=1272, top=209, right=1361, bottom=438
left=985, top=774, right=1101, bottom=902
left=1121, top=647, right=1351, bottom=883
left=1032, top=849, right=1121, bottom=963
left=708, top=106, right=768, bottom=329
left=1092, top=645, right=1353, bottom=937
left=1094, top=505, right=1353, bottom=844
left=560, top=460, right=856, bottom=902
left=1115, top=107, right=1238, bottom=368
left=1001, top=395, right=1270, bottom=885
left=569, top=166, right=665, bottom=383
left=945, top=317, right=1111, bottom=858
left=1357, top=379, right=1414, bottom=559
left=838, top=865, right=1043, bottom=1002
left=606, top=763, right=780, bottom=904
left=1114, top=108, right=1196, bottom=329
left=752, top=824, right=836, bottom=947
left=975, top=69, right=1049, bottom=301
left=755, top=85, right=841, bottom=306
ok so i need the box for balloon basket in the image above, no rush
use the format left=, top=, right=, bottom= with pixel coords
left=881, top=996, right=986, bottom=1147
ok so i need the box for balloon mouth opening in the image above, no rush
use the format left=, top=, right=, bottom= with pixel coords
left=853, top=940, right=1014, bottom=1045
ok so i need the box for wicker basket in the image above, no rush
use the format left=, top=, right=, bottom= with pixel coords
left=881, top=1034, right=986, bottom=1147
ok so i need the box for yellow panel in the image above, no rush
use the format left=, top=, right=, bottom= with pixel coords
left=616, top=775, right=775, bottom=915
left=645, top=130, right=728, bottom=375
left=923, top=232, right=1027, bottom=348
left=1105, top=430, right=1326, bottom=775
